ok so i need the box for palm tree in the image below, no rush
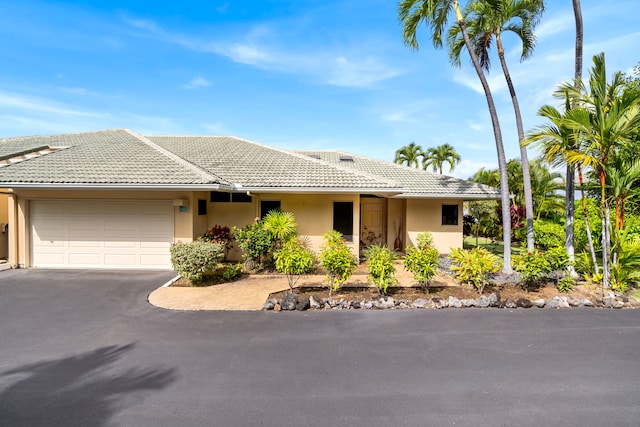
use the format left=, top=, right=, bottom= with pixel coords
left=399, top=0, right=512, bottom=272
left=524, top=92, right=599, bottom=275
left=422, top=143, right=461, bottom=174
left=447, top=0, right=544, bottom=253
left=572, top=0, right=583, bottom=82
left=469, top=167, right=501, bottom=188
left=563, top=53, right=640, bottom=288
left=394, top=142, right=424, bottom=168
left=529, top=160, right=564, bottom=220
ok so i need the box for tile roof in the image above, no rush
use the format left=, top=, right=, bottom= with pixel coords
left=294, top=150, right=501, bottom=199
left=0, top=129, right=222, bottom=186
left=148, top=135, right=401, bottom=191
left=0, top=128, right=500, bottom=198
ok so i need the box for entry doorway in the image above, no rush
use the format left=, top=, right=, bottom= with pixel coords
left=360, top=197, right=386, bottom=249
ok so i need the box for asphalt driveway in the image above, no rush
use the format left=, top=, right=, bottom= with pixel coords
left=1, top=269, right=639, bottom=426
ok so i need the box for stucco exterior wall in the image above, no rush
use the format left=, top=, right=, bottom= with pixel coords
left=405, top=198, right=463, bottom=254
left=386, top=198, right=405, bottom=251
left=0, top=193, right=8, bottom=259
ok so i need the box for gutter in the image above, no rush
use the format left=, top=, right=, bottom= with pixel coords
left=394, top=193, right=502, bottom=200
left=239, top=186, right=403, bottom=195
left=1, top=183, right=231, bottom=191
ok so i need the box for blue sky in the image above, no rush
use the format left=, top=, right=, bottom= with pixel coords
left=0, top=0, right=638, bottom=179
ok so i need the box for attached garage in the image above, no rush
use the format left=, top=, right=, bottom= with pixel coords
left=30, top=200, right=174, bottom=269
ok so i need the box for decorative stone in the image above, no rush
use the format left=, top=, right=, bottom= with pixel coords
left=488, top=293, right=501, bottom=307
left=296, top=297, right=310, bottom=311
left=412, top=298, right=430, bottom=308
left=362, top=301, right=373, bottom=309
left=603, top=297, right=625, bottom=309
left=532, top=298, right=546, bottom=308
left=461, top=299, right=476, bottom=307
left=273, top=303, right=281, bottom=312
left=351, top=301, right=361, bottom=309
left=504, top=299, right=517, bottom=309
left=566, top=297, right=581, bottom=307
left=448, top=296, right=462, bottom=308
left=516, top=298, right=532, bottom=308
left=432, top=297, right=448, bottom=309
left=309, top=295, right=323, bottom=309
left=547, top=296, right=569, bottom=309
left=476, top=295, right=490, bottom=308
left=580, top=299, right=594, bottom=307
left=281, top=293, right=298, bottom=311
left=262, top=300, right=276, bottom=310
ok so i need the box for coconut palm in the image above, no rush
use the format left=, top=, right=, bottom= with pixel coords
left=394, top=142, right=424, bottom=168
left=447, top=0, right=544, bottom=253
left=399, top=0, right=512, bottom=272
left=422, top=143, right=461, bottom=174
left=563, top=53, right=640, bottom=288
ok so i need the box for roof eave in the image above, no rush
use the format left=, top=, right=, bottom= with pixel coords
left=394, top=193, right=501, bottom=200
left=241, top=186, right=403, bottom=195
left=1, top=183, right=230, bottom=191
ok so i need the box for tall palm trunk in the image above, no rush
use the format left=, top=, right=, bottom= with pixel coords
left=496, top=34, right=534, bottom=253
left=455, top=4, right=511, bottom=272
left=600, top=169, right=610, bottom=288
left=572, top=0, right=583, bottom=82
left=577, top=164, right=598, bottom=273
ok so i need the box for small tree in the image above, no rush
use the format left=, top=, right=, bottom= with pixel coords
left=404, top=236, right=439, bottom=293
left=274, top=239, right=316, bottom=293
left=364, top=245, right=398, bottom=295
left=232, top=219, right=273, bottom=269
left=319, top=231, right=357, bottom=296
left=450, top=247, right=501, bottom=294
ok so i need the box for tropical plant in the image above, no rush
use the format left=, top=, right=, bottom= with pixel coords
left=319, top=231, right=357, bottom=296
left=416, top=230, right=435, bottom=247
left=557, top=275, right=574, bottom=293
left=448, top=0, right=545, bottom=253
left=563, top=53, right=640, bottom=288
left=199, top=225, right=233, bottom=260
left=399, top=0, right=512, bottom=273
left=422, top=143, right=461, bottom=174
left=512, top=250, right=549, bottom=290
left=232, top=220, right=274, bottom=268
left=531, top=219, right=564, bottom=251
left=364, top=245, right=398, bottom=295
left=394, top=142, right=424, bottom=168
left=274, top=239, right=316, bottom=293
left=263, top=210, right=297, bottom=244
left=529, top=160, right=564, bottom=220
left=450, top=247, right=501, bottom=294
left=403, top=242, right=440, bottom=293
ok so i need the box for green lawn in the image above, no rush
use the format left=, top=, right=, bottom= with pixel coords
left=463, top=236, right=524, bottom=258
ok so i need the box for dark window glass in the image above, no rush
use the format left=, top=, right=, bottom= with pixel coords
left=333, top=202, right=354, bottom=241
left=260, top=200, right=281, bottom=219
left=232, top=193, right=252, bottom=203
left=210, top=192, right=231, bottom=203
left=442, top=204, right=459, bottom=225
left=197, top=199, right=207, bottom=216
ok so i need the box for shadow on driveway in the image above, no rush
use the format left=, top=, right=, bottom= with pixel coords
left=0, top=343, right=176, bottom=426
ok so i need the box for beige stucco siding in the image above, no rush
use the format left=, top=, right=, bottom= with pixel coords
left=386, top=198, right=405, bottom=250
left=0, top=193, right=7, bottom=259
left=405, top=199, right=463, bottom=254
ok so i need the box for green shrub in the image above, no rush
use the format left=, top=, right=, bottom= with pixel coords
left=263, top=210, right=297, bottom=243
left=415, top=231, right=434, bottom=247
left=319, top=231, right=357, bottom=295
left=403, top=243, right=439, bottom=293
left=364, top=245, right=398, bottom=295
left=449, top=247, right=500, bottom=294
left=232, top=220, right=273, bottom=267
left=170, top=241, right=223, bottom=284
left=532, top=220, right=565, bottom=251
left=220, top=263, right=243, bottom=282
left=274, top=239, right=316, bottom=292
left=610, top=222, right=640, bottom=292
left=558, top=276, right=573, bottom=293
left=512, top=250, right=550, bottom=289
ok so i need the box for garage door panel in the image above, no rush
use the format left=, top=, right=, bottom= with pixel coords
left=31, top=200, right=174, bottom=269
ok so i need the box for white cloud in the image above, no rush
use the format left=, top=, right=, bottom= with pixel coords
left=182, top=77, right=211, bottom=90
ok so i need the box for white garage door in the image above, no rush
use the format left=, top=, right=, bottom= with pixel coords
left=31, top=200, right=174, bottom=269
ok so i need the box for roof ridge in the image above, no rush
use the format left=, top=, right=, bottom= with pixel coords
left=124, top=129, right=229, bottom=186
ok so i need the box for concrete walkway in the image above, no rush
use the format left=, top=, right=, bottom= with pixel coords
left=149, top=266, right=418, bottom=311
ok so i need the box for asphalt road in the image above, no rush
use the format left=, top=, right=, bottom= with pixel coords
left=1, top=269, right=639, bottom=427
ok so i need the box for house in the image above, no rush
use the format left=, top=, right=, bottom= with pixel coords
left=0, top=129, right=500, bottom=269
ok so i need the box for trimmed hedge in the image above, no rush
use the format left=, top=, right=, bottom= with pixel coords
left=170, top=241, right=224, bottom=284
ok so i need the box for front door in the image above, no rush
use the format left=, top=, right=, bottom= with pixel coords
left=360, top=198, right=386, bottom=248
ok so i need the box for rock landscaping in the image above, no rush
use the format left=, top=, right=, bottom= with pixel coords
left=264, top=289, right=633, bottom=311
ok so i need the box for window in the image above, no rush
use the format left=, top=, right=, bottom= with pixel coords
left=260, top=200, right=281, bottom=219
left=210, top=192, right=253, bottom=203
left=197, top=199, right=207, bottom=216
left=333, top=202, right=354, bottom=241
left=210, top=192, right=231, bottom=203
left=442, top=204, right=459, bottom=226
